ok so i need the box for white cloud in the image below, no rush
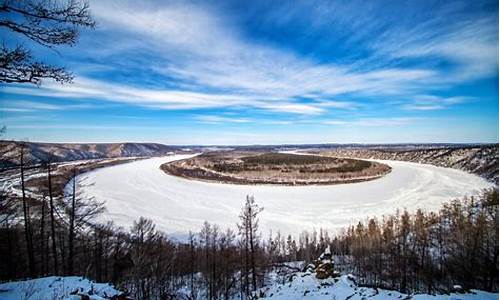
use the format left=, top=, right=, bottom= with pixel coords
left=80, top=1, right=442, bottom=109
left=195, top=115, right=253, bottom=124
left=323, top=117, right=419, bottom=127
left=0, top=100, right=96, bottom=112
left=2, top=78, right=327, bottom=115
left=401, top=95, right=470, bottom=111
left=374, top=17, right=498, bottom=82
left=5, top=1, right=495, bottom=119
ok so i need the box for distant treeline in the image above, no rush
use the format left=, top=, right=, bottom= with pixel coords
left=0, top=145, right=498, bottom=299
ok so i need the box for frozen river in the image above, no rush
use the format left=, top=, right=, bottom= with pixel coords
left=77, top=154, right=494, bottom=238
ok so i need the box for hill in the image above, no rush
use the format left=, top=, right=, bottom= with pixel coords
left=0, top=141, right=181, bottom=168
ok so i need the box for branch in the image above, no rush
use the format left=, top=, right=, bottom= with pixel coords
left=0, top=45, right=73, bottom=84
left=0, top=19, right=78, bottom=47
left=0, top=0, right=95, bottom=27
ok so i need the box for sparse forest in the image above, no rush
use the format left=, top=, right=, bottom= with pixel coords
left=0, top=145, right=498, bottom=299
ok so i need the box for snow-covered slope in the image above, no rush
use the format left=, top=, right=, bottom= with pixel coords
left=258, top=248, right=498, bottom=300
left=259, top=273, right=497, bottom=300
left=324, top=145, right=499, bottom=183
left=0, top=141, right=180, bottom=168
left=0, top=276, right=126, bottom=300
left=76, top=155, right=493, bottom=238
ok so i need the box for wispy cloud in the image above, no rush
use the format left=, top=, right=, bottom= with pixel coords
left=0, top=100, right=96, bottom=112
left=195, top=115, right=253, bottom=124
left=6, top=1, right=493, bottom=116
left=19, top=1, right=444, bottom=113
left=1, top=0, right=497, bottom=143
left=402, top=95, right=470, bottom=111
left=3, top=78, right=330, bottom=115
left=323, top=117, right=420, bottom=127
left=379, top=18, right=498, bottom=82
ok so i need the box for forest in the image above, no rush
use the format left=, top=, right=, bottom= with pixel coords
left=0, top=146, right=498, bottom=299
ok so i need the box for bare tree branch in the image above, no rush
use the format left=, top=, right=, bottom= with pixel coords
left=0, top=45, right=73, bottom=84
left=0, top=0, right=94, bottom=85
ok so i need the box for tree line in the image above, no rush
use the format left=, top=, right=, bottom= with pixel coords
left=0, top=146, right=498, bottom=299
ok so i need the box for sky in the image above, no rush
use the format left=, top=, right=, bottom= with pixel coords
left=0, top=0, right=498, bottom=145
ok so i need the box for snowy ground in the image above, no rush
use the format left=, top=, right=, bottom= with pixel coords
left=0, top=276, right=123, bottom=300
left=258, top=273, right=498, bottom=300
left=75, top=155, right=494, bottom=238
left=2, top=272, right=496, bottom=300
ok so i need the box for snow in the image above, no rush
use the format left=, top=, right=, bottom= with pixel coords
left=258, top=273, right=498, bottom=300
left=76, top=155, right=494, bottom=238
left=0, top=276, right=123, bottom=300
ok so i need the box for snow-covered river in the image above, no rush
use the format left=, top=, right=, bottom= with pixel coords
left=76, top=154, right=494, bottom=238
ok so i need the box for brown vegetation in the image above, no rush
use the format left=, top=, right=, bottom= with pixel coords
left=162, top=152, right=391, bottom=185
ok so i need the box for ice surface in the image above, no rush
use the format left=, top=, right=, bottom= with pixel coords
left=76, top=155, right=494, bottom=238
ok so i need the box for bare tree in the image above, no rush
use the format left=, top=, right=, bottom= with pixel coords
left=45, top=159, right=58, bottom=274
left=19, top=142, right=35, bottom=277
left=39, top=194, right=48, bottom=275
left=237, top=195, right=263, bottom=296
left=64, top=167, right=104, bottom=275
left=0, top=0, right=95, bottom=85
left=187, top=231, right=197, bottom=299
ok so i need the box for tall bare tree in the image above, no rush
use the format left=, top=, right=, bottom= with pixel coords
left=19, top=142, right=35, bottom=277
left=0, top=0, right=95, bottom=85
left=238, top=195, right=263, bottom=296
left=45, top=159, right=58, bottom=274
left=65, top=168, right=103, bottom=275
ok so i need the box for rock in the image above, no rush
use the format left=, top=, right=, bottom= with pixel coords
left=314, top=246, right=338, bottom=279
left=347, top=274, right=356, bottom=283
left=110, top=294, right=134, bottom=300
left=304, top=263, right=315, bottom=273
left=316, top=261, right=335, bottom=279
left=452, top=285, right=465, bottom=294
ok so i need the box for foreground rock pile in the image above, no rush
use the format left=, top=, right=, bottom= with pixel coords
left=257, top=248, right=497, bottom=299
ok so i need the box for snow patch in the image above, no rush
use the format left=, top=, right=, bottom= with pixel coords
left=0, top=276, right=124, bottom=300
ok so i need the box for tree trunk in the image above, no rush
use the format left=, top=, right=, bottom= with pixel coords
left=244, top=225, right=249, bottom=297
left=249, top=206, right=257, bottom=292
left=20, top=146, right=35, bottom=277
left=48, top=161, right=59, bottom=274
left=68, top=169, right=76, bottom=274
left=40, top=197, right=46, bottom=275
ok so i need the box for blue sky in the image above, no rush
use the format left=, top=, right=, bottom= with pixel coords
left=0, top=0, right=498, bottom=145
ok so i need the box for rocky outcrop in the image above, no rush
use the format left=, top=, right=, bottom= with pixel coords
left=314, top=246, right=339, bottom=279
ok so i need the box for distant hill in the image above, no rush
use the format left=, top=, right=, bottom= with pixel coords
left=0, top=141, right=183, bottom=168
left=320, top=144, right=499, bottom=184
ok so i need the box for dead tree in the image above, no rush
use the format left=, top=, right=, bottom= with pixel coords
left=39, top=194, right=47, bottom=275
left=64, top=167, right=103, bottom=275
left=0, top=0, right=95, bottom=85
left=19, top=142, right=35, bottom=277
left=67, top=168, right=77, bottom=275
left=188, top=231, right=197, bottom=298
left=46, top=159, right=58, bottom=274
left=238, top=195, right=263, bottom=296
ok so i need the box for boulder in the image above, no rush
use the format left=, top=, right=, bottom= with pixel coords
left=314, top=246, right=338, bottom=279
